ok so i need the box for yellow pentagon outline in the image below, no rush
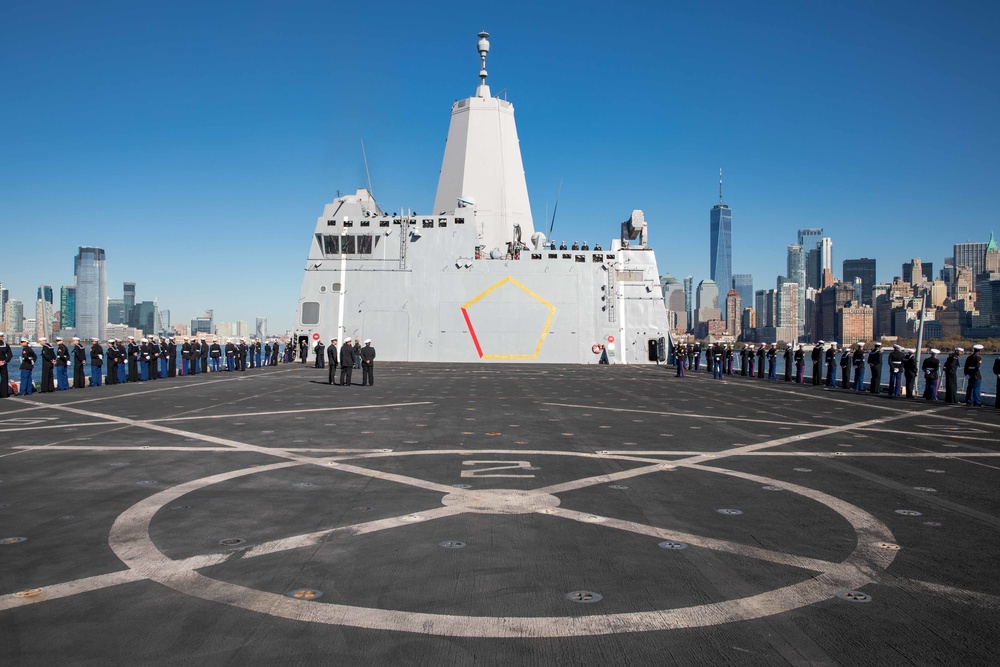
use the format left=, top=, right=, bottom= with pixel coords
left=461, top=276, right=557, bottom=360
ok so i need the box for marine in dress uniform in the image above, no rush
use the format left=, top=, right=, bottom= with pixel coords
left=327, top=339, right=339, bottom=384
left=138, top=338, right=150, bottom=381
left=89, top=338, right=103, bottom=387
left=238, top=339, right=248, bottom=371
left=209, top=340, right=222, bottom=372
left=852, top=343, right=866, bottom=391
left=19, top=339, right=37, bottom=395
left=922, top=349, right=941, bottom=401
left=225, top=339, right=236, bottom=371
left=0, top=333, right=12, bottom=398
left=254, top=340, right=262, bottom=368
left=181, top=337, right=192, bottom=376
left=72, top=337, right=87, bottom=388
left=943, top=348, right=962, bottom=403
left=340, top=337, right=356, bottom=386
left=117, top=340, right=129, bottom=383
left=887, top=344, right=904, bottom=397
left=964, top=345, right=984, bottom=407
left=39, top=337, right=55, bottom=392
left=867, top=343, right=883, bottom=394
left=55, top=337, right=71, bottom=390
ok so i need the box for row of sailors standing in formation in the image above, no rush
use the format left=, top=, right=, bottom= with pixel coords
left=550, top=241, right=603, bottom=251
left=1, top=331, right=287, bottom=397
left=671, top=339, right=999, bottom=408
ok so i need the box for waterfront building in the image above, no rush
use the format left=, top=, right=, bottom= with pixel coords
left=839, top=304, right=874, bottom=346
left=660, top=274, right=688, bottom=333
left=683, top=276, right=694, bottom=333
left=255, top=317, right=268, bottom=340
left=133, top=301, right=161, bottom=336
left=124, top=282, right=136, bottom=323
left=60, top=286, right=76, bottom=329
left=191, top=310, right=213, bottom=335
left=732, top=274, right=753, bottom=315
left=108, top=299, right=126, bottom=325
left=695, top=279, right=721, bottom=337
left=75, top=247, right=108, bottom=342
left=0, top=284, right=8, bottom=327
left=5, top=300, right=24, bottom=336
left=709, top=172, right=732, bottom=321
left=161, top=310, right=171, bottom=333
left=902, top=258, right=933, bottom=285
left=776, top=280, right=798, bottom=344
left=725, top=290, right=741, bottom=339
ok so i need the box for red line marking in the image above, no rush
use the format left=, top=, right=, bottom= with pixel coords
left=461, top=307, right=484, bottom=358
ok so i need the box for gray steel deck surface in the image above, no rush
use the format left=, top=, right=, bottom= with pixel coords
left=1, top=363, right=999, bottom=665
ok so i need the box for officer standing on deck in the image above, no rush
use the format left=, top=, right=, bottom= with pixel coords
left=839, top=345, right=851, bottom=389
left=201, top=337, right=211, bottom=374
left=868, top=342, right=883, bottom=394
left=964, top=344, right=984, bottom=407
left=39, top=337, right=55, bottom=393
left=181, top=337, right=191, bottom=375
left=209, top=339, right=222, bottom=372
left=327, top=338, right=339, bottom=384
left=138, top=338, right=150, bottom=381
left=794, top=344, right=805, bottom=383
left=167, top=337, right=177, bottom=378
left=300, top=338, right=308, bottom=364
left=756, top=345, right=766, bottom=379
left=887, top=344, right=904, bottom=397
left=361, top=339, right=376, bottom=386
left=106, top=339, right=119, bottom=385
left=314, top=339, right=325, bottom=369
left=148, top=338, right=160, bottom=380
left=89, top=338, right=103, bottom=387
left=225, top=339, right=236, bottom=371
left=354, top=340, right=362, bottom=369
left=922, top=348, right=941, bottom=401
left=943, top=347, right=962, bottom=403
left=811, top=342, right=823, bottom=386
left=238, top=338, right=248, bottom=371
left=55, top=336, right=71, bottom=390
left=72, top=337, right=87, bottom=388
left=767, top=344, right=777, bottom=380
left=903, top=348, right=918, bottom=398
left=0, top=332, right=12, bottom=399
left=19, top=339, right=36, bottom=395
left=340, top=337, right=356, bottom=386
left=784, top=344, right=793, bottom=382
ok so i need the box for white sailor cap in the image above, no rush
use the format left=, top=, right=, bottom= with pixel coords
left=955, top=347, right=964, bottom=353
left=91, top=337, right=99, bottom=341
left=72, top=336, right=80, bottom=341
left=20, top=338, right=29, bottom=343
left=141, top=338, right=148, bottom=342
left=364, top=339, right=371, bottom=344
left=183, top=336, right=189, bottom=340
left=973, top=344, right=984, bottom=351
left=344, top=337, right=352, bottom=342
left=830, top=342, right=838, bottom=347
left=893, top=344, right=901, bottom=349
left=874, top=342, right=882, bottom=347
left=39, top=337, right=47, bottom=341
left=128, top=335, right=135, bottom=340
left=930, top=348, right=940, bottom=354
left=786, top=343, right=792, bottom=348
left=818, top=340, right=825, bottom=345
left=0, top=332, right=5, bottom=337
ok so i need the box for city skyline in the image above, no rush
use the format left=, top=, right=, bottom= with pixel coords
left=2, top=2, right=998, bottom=331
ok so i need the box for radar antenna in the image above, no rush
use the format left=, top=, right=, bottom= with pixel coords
left=547, top=178, right=563, bottom=238
left=719, top=168, right=723, bottom=204
left=361, top=138, right=374, bottom=199
left=477, top=32, right=490, bottom=86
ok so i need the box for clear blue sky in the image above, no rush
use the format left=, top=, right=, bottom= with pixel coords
left=2, top=0, right=998, bottom=332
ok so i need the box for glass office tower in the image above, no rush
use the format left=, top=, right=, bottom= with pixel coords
left=75, top=247, right=108, bottom=342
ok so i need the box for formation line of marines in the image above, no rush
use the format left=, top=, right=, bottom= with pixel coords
left=671, top=339, right=999, bottom=408
left=1, top=331, right=291, bottom=397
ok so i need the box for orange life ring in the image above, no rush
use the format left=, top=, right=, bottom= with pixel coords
left=592, top=344, right=602, bottom=354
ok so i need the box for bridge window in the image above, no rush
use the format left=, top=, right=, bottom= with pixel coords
left=322, top=235, right=339, bottom=255
left=592, top=254, right=604, bottom=262
left=422, top=219, right=434, bottom=228
left=455, top=217, right=465, bottom=225
left=380, top=219, right=390, bottom=227
left=575, top=255, right=585, bottom=263
left=341, top=235, right=356, bottom=254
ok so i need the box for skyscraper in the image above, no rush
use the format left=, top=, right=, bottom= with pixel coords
left=798, top=228, right=823, bottom=250
left=732, top=274, right=753, bottom=315
left=787, top=244, right=805, bottom=340
left=843, top=258, right=876, bottom=306
left=75, top=247, right=108, bottom=342
left=124, top=282, right=136, bottom=326
left=709, top=170, right=732, bottom=321
left=683, top=276, right=694, bottom=333
left=819, top=237, right=833, bottom=280
left=6, top=300, right=24, bottom=335
left=60, top=286, right=76, bottom=329
left=0, top=284, right=8, bottom=327
left=107, top=299, right=126, bottom=325
left=255, top=317, right=268, bottom=340
left=36, top=285, right=54, bottom=341
left=953, top=240, right=989, bottom=276
left=725, top=290, right=741, bottom=338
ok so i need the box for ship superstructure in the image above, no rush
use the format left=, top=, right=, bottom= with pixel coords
left=295, top=33, right=670, bottom=364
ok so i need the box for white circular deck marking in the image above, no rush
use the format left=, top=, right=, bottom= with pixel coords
left=107, top=448, right=899, bottom=638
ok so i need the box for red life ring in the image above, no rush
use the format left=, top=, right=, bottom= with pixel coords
left=592, top=344, right=602, bottom=354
